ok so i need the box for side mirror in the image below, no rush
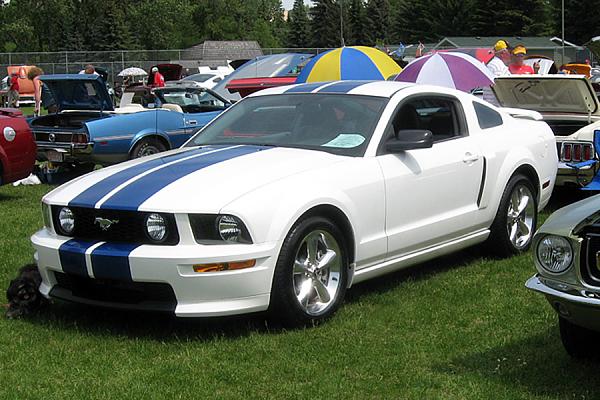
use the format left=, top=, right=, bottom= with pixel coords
left=385, top=129, right=433, bottom=153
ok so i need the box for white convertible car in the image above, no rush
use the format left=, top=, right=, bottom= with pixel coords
left=31, top=80, right=558, bottom=325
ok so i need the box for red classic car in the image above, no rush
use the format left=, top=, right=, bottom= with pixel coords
left=0, top=108, right=36, bottom=185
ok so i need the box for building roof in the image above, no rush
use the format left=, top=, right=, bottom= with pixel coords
left=435, top=36, right=582, bottom=49
left=182, top=41, right=263, bottom=63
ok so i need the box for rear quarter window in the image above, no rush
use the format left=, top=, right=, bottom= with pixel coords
left=473, top=101, right=503, bottom=129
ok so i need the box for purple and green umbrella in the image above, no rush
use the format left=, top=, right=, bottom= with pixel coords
left=395, top=52, right=494, bottom=92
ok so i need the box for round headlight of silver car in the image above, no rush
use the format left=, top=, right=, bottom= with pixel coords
left=217, top=215, right=244, bottom=243
left=536, top=235, right=573, bottom=274
left=58, top=207, right=75, bottom=235
left=146, top=213, right=167, bottom=242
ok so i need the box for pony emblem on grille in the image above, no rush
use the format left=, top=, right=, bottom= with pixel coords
left=94, top=217, right=119, bottom=231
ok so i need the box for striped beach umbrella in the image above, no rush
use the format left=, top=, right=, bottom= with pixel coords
left=395, top=52, right=494, bottom=92
left=296, top=46, right=402, bottom=83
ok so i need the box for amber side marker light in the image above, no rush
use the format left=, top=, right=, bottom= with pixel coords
left=193, top=259, right=256, bottom=273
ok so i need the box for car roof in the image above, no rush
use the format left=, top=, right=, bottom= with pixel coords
left=249, top=80, right=416, bottom=98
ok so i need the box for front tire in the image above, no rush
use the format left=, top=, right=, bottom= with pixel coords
left=130, top=137, right=167, bottom=159
left=270, top=216, right=349, bottom=327
left=487, top=174, right=537, bottom=257
left=559, top=317, right=600, bottom=359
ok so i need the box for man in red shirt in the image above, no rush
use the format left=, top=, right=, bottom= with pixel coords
left=7, top=72, right=19, bottom=107
left=151, top=66, right=165, bottom=88
left=509, top=45, right=539, bottom=75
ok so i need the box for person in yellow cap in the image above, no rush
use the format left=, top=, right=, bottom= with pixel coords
left=509, top=45, right=538, bottom=74
left=486, top=39, right=511, bottom=77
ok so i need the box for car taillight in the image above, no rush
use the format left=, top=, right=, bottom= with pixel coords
left=574, top=144, right=582, bottom=161
left=563, top=144, right=572, bottom=161
left=71, top=133, right=87, bottom=144
left=584, top=144, right=593, bottom=161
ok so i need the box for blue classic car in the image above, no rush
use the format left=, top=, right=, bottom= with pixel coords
left=30, top=74, right=229, bottom=168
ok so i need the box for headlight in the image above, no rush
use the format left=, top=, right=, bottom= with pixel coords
left=217, top=215, right=245, bottom=242
left=189, top=214, right=252, bottom=244
left=145, top=213, right=167, bottom=242
left=536, top=235, right=573, bottom=274
left=58, top=207, right=75, bottom=235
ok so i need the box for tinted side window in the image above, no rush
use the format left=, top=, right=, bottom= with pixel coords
left=474, top=101, right=503, bottom=129
left=391, top=97, right=465, bottom=142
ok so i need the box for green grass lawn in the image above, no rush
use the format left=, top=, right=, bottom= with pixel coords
left=0, top=184, right=598, bottom=399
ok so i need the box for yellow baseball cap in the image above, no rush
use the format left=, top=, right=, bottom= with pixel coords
left=494, top=40, right=508, bottom=52
left=513, top=45, right=527, bottom=55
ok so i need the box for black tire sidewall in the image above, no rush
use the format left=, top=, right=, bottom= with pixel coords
left=270, top=216, right=349, bottom=327
left=131, top=138, right=166, bottom=159
left=488, top=174, right=538, bottom=256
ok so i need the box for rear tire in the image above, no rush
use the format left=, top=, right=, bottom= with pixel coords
left=270, top=216, right=349, bottom=327
left=130, top=137, right=167, bottom=159
left=487, top=174, right=537, bottom=257
left=559, top=317, right=600, bottom=359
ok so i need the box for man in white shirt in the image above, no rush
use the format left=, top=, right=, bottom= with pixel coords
left=483, top=39, right=511, bottom=105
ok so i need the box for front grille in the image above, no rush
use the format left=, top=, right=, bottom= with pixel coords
left=52, top=271, right=177, bottom=311
left=51, top=206, right=179, bottom=245
left=580, top=226, right=600, bottom=287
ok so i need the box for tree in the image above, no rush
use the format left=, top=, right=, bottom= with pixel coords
left=347, top=0, right=371, bottom=45
left=310, top=0, right=342, bottom=47
left=472, top=0, right=553, bottom=37
left=366, top=0, right=391, bottom=44
left=287, top=0, right=311, bottom=47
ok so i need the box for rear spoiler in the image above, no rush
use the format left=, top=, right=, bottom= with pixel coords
left=500, top=107, right=543, bottom=121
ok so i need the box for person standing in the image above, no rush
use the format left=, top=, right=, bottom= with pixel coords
left=150, top=66, right=165, bottom=88
left=27, top=66, right=57, bottom=116
left=487, top=40, right=511, bottom=77
left=509, top=45, right=538, bottom=75
left=7, top=72, right=19, bottom=108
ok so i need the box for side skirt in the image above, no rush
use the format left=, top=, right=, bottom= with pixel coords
left=349, top=229, right=490, bottom=286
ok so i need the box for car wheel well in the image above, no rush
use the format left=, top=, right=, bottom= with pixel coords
left=130, top=135, right=170, bottom=156
left=298, top=205, right=355, bottom=265
left=511, top=164, right=540, bottom=200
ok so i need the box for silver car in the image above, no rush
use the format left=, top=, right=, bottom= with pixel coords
left=527, top=194, right=600, bottom=358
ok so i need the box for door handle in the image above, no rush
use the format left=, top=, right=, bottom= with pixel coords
left=463, top=152, right=480, bottom=163
left=187, top=120, right=197, bottom=125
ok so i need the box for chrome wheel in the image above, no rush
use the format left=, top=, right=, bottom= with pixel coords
left=293, top=230, right=342, bottom=316
left=506, top=184, right=535, bottom=249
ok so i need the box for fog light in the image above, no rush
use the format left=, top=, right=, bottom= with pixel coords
left=145, top=213, right=167, bottom=242
left=193, top=259, right=256, bottom=273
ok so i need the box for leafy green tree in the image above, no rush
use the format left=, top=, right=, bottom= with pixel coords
left=472, top=0, right=553, bottom=37
left=287, top=0, right=311, bottom=48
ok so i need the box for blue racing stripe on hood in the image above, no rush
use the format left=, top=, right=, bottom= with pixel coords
left=100, top=145, right=268, bottom=211
left=285, top=82, right=331, bottom=93
left=315, top=80, right=372, bottom=93
left=69, top=146, right=224, bottom=208
left=59, top=239, right=99, bottom=277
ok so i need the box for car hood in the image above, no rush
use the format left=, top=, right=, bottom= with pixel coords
left=492, top=75, right=599, bottom=115
left=40, top=74, right=113, bottom=112
left=538, top=193, right=600, bottom=237
left=45, top=145, right=345, bottom=213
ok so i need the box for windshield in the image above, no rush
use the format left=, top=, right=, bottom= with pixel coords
left=183, top=74, right=215, bottom=82
left=185, top=93, right=388, bottom=157
left=155, top=88, right=228, bottom=113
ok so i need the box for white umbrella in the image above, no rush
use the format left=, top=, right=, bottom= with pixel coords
left=117, top=67, right=148, bottom=77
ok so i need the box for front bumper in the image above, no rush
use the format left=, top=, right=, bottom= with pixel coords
left=31, top=228, right=279, bottom=317
left=526, top=274, right=600, bottom=331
